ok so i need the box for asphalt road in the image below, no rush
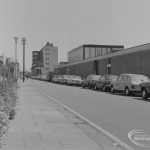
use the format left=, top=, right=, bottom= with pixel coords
left=28, top=79, right=150, bottom=150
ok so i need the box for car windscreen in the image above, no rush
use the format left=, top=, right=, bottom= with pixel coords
left=131, top=75, right=150, bottom=82
left=106, top=75, right=118, bottom=81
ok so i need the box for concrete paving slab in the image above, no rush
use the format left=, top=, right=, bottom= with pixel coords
left=43, top=139, right=64, bottom=149
left=4, top=132, right=24, bottom=139
left=24, top=139, right=44, bottom=149
left=60, top=139, right=100, bottom=149
left=1, top=139, right=25, bottom=149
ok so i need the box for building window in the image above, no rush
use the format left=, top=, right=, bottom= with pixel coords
left=96, top=48, right=102, bottom=56
left=45, top=58, right=50, bottom=60
left=45, top=53, right=49, bottom=55
left=45, top=63, right=50, bottom=65
left=107, top=67, right=111, bottom=74
left=46, top=68, right=49, bottom=70
left=45, top=48, right=49, bottom=51
left=85, top=47, right=90, bottom=59
left=107, top=48, right=111, bottom=53
left=90, top=47, right=96, bottom=57
left=33, top=52, right=38, bottom=55
left=102, top=48, right=106, bottom=55
left=107, top=58, right=111, bottom=64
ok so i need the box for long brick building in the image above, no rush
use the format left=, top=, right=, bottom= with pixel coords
left=54, top=43, right=150, bottom=78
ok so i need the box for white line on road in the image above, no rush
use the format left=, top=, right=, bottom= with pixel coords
left=33, top=86, right=134, bottom=150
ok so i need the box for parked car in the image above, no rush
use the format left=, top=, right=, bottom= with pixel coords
left=111, top=74, right=150, bottom=96
left=46, top=71, right=56, bottom=82
left=82, top=75, right=101, bottom=89
left=70, top=75, right=83, bottom=86
left=52, top=75, right=58, bottom=83
left=61, top=75, right=72, bottom=84
left=94, top=74, right=118, bottom=91
left=40, top=74, right=47, bottom=81
left=139, top=78, right=150, bottom=99
left=52, top=75, right=63, bottom=84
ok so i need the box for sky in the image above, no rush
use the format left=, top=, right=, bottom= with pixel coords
left=0, top=0, right=150, bottom=71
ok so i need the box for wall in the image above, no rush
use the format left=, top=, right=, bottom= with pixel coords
left=111, top=49, right=150, bottom=76
left=55, top=46, right=150, bottom=78
left=98, top=59, right=107, bottom=74
left=55, top=61, right=94, bottom=77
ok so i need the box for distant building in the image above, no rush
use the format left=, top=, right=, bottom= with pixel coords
left=68, top=44, right=124, bottom=64
left=42, top=42, right=58, bottom=74
left=31, top=51, right=43, bottom=75
left=31, top=42, right=58, bottom=75
left=54, top=44, right=124, bottom=76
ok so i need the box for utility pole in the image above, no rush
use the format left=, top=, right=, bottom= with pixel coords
left=14, top=37, right=18, bottom=81
left=14, top=37, right=18, bottom=63
left=21, top=37, right=26, bottom=82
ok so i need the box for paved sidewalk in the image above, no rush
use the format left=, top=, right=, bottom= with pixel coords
left=0, top=81, right=103, bottom=150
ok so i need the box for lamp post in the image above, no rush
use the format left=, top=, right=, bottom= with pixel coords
left=14, top=37, right=18, bottom=63
left=21, top=37, right=26, bottom=82
left=14, top=37, right=18, bottom=81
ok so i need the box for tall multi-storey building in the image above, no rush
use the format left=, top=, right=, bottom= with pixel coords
left=41, top=42, right=58, bottom=74
left=31, top=42, right=58, bottom=75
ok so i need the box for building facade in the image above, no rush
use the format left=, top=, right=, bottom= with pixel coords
left=54, top=43, right=150, bottom=78
left=68, top=44, right=124, bottom=64
left=42, top=42, right=58, bottom=74
left=31, top=42, right=58, bottom=75
left=31, top=50, right=43, bottom=75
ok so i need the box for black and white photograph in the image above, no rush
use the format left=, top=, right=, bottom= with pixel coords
left=0, top=0, right=150, bottom=150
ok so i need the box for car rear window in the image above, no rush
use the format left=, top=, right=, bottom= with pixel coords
left=92, top=75, right=101, bottom=80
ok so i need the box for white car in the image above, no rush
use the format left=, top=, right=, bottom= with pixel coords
left=70, top=75, right=83, bottom=86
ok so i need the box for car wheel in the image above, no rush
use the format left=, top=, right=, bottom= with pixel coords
left=142, top=88, right=148, bottom=99
left=125, top=87, right=130, bottom=96
left=94, top=84, right=97, bottom=90
left=111, top=86, right=115, bottom=94
left=82, top=83, right=85, bottom=88
left=88, top=84, right=91, bottom=89
left=102, top=86, right=106, bottom=92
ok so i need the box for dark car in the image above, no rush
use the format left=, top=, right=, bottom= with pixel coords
left=46, top=71, right=56, bottom=82
left=140, top=81, right=150, bottom=99
left=94, top=74, right=118, bottom=91
left=81, top=75, right=101, bottom=89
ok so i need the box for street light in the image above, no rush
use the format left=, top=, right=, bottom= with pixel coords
left=21, top=37, right=26, bottom=82
left=14, top=37, right=18, bottom=81
left=14, top=37, right=18, bottom=63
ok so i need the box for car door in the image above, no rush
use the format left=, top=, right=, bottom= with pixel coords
left=98, top=75, right=105, bottom=89
left=114, top=75, right=123, bottom=90
left=121, top=75, right=128, bottom=91
left=85, top=75, right=91, bottom=86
